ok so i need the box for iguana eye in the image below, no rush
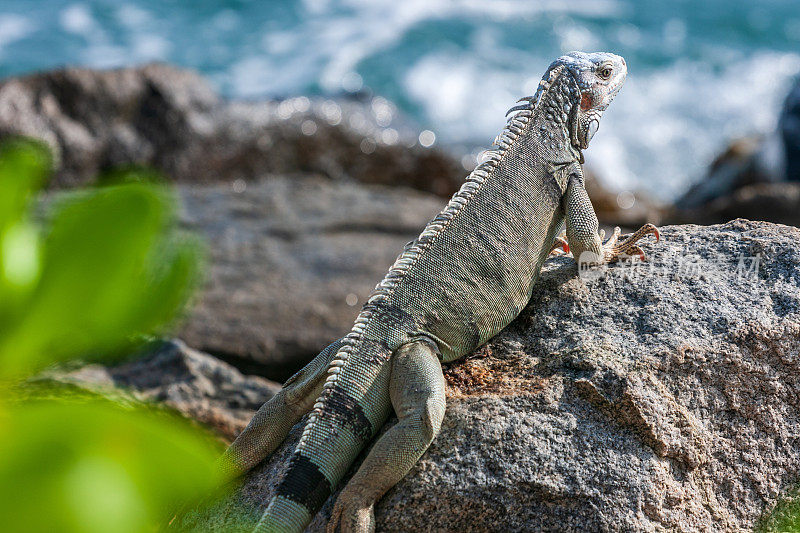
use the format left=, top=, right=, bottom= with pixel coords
left=599, top=66, right=613, bottom=80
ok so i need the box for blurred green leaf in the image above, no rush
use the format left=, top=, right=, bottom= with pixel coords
left=0, top=401, right=227, bottom=533
left=0, top=138, right=50, bottom=230
left=0, top=139, right=227, bottom=533
left=758, top=485, right=800, bottom=533
left=1, top=222, right=40, bottom=289
left=0, top=139, right=50, bottom=313
left=0, top=181, right=203, bottom=377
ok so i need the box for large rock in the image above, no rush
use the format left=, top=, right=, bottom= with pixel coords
left=669, top=135, right=797, bottom=226
left=0, top=63, right=219, bottom=188
left=176, top=175, right=443, bottom=374
left=52, top=339, right=280, bottom=441
left=674, top=137, right=780, bottom=211
left=674, top=75, right=800, bottom=219
left=0, top=64, right=463, bottom=196
left=180, top=220, right=800, bottom=532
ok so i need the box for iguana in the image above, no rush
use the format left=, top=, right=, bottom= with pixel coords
left=219, top=51, right=659, bottom=532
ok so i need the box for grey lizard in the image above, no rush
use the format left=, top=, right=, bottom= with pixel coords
left=218, top=51, right=659, bottom=533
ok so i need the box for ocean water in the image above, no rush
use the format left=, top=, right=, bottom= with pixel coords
left=2, top=0, right=800, bottom=199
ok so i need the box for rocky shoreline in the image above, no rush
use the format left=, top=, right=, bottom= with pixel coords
left=4, top=64, right=800, bottom=531
left=51, top=221, right=800, bottom=532
left=0, top=63, right=461, bottom=194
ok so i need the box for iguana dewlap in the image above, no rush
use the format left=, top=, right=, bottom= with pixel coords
left=219, top=51, right=659, bottom=533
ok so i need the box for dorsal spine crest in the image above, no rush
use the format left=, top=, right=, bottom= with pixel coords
left=296, top=74, right=551, bottom=451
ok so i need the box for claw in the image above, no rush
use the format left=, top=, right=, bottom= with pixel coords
left=327, top=499, right=374, bottom=533
left=552, top=236, right=569, bottom=253
left=603, top=226, right=622, bottom=248
left=549, top=235, right=570, bottom=258
left=328, top=504, right=343, bottom=533
left=626, top=245, right=646, bottom=261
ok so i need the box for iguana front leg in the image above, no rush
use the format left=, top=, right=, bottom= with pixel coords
left=562, top=167, right=659, bottom=264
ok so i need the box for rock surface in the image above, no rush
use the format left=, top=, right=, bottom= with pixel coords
left=54, top=339, right=280, bottom=441
left=0, top=64, right=463, bottom=196
left=176, top=175, right=443, bottom=373
left=180, top=220, right=800, bottom=532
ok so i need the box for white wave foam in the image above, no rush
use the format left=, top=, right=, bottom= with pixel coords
left=59, top=4, right=96, bottom=36
left=55, top=3, right=171, bottom=68
left=0, top=13, right=35, bottom=54
left=226, top=0, right=622, bottom=98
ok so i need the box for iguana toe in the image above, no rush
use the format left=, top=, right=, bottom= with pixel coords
left=603, top=226, right=622, bottom=249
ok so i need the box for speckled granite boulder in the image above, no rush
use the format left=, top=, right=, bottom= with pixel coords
left=52, top=339, right=280, bottom=441
left=181, top=220, right=800, bottom=532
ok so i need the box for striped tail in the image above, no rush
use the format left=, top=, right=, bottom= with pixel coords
left=254, top=338, right=393, bottom=532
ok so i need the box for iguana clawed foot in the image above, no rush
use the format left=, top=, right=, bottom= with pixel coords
left=549, top=234, right=570, bottom=257
left=599, top=223, right=660, bottom=263
left=550, top=223, right=660, bottom=264
left=327, top=490, right=374, bottom=533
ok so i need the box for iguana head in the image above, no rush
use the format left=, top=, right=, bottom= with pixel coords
left=534, top=51, right=626, bottom=152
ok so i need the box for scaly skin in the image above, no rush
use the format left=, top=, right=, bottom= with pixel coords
left=218, top=51, right=659, bottom=533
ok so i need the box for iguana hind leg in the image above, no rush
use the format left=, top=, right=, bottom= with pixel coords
left=327, top=340, right=446, bottom=533
left=219, top=338, right=346, bottom=480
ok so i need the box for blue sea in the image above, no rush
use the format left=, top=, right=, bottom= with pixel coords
left=2, top=0, right=800, bottom=199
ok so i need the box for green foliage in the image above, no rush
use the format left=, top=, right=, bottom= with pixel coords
left=0, top=139, right=49, bottom=315
left=0, top=138, right=228, bottom=533
left=759, top=485, right=800, bottom=533
left=0, top=402, right=224, bottom=533
left=0, top=140, right=203, bottom=378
